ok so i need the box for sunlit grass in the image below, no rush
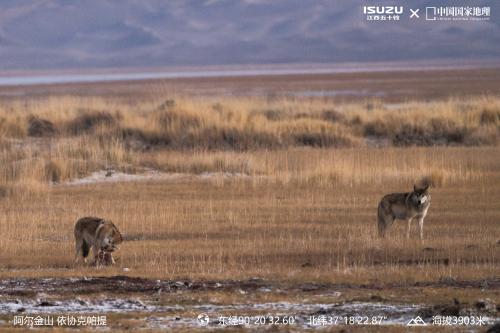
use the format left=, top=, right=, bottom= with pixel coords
left=0, top=94, right=498, bottom=283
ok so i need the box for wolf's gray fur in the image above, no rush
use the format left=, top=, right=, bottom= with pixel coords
left=74, top=216, right=123, bottom=264
left=377, top=184, right=431, bottom=239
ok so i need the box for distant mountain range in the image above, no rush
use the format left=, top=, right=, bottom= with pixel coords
left=0, top=0, right=498, bottom=71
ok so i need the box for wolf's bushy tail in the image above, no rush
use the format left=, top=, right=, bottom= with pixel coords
left=81, top=240, right=90, bottom=258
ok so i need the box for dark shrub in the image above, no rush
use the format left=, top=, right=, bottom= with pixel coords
left=156, top=109, right=200, bottom=130
left=428, top=118, right=465, bottom=144
left=393, top=120, right=467, bottom=146
left=27, top=116, right=58, bottom=137
left=293, top=132, right=352, bottom=148
left=464, top=127, right=499, bottom=146
left=393, top=123, right=429, bottom=146
left=321, top=109, right=345, bottom=123
left=364, top=119, right=394, bottom=137
left=480, top=108, right=500, bottom=125
left=263, top=109, right=286, bottom=121
left=348, top=115, right=363, bottom=126
left=212, top=103, right=224, bottom=113
left=184, top=126, right=281, bottom=150
left=65, top=111, right=116, bottom=135
left=0, top=186, right=11, bottom=198
left=293, top=133, right=328, bottom=147
left=121, top=128, right=170, bottom=149
left=158, top=99, right=176, bottom=111
left=293, top=112, right=310, bottom=120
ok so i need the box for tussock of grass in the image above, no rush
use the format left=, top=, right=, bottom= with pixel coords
left=65, top=110, right=117, bottom=135
left=0, top=96, right=498, bottom=150
left=0, top=96, right=498, bottom=196
left=27, top=116, right=58, bottom=137
left=0, top=135, right=133, bottom=196
left=479, top=108, right=500, bottom=125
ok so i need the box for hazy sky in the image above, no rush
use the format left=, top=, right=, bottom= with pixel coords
left=0, top=0, right=498, bottom=70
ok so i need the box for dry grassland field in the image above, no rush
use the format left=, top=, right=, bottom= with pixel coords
left=0, top=69, right=499, bottom=332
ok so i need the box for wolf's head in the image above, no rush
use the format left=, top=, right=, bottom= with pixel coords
left=101, top=221, right=123, bottom=252
left=410, top=184, right=430, bottom=208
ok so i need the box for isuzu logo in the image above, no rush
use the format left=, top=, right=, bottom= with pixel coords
left=363, top=6, right=403, bottom=15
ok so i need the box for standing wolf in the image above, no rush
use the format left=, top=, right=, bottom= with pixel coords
left=74, top=217, right=123, bottom=265
left=377, top=184, right=431, bottom=239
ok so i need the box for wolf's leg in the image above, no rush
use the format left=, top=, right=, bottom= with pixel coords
left=377, top=205, right=385, bottom=237
left=94, top=250, right=100, bottom=267
left=80, top=240, right=90, bottom=265
left=377, top=206, right=394, bottom=238
left=406, top=218, right=413, bottom=239
left=74, top=246, right=81, bottom=263
left=91, top=245, right=100, bottom=265
left=74, top=238, right=83, bottom=263
left=377, top=215, right=386, bottom=238
left=418, top=216, right=425, bottom=240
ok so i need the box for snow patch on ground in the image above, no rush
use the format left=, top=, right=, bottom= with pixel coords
left=2, top=297, right=498, bottom=329
left=63, top=169, right=250, bottom=186
left=1, top=298, right=149, bottom=314
left=64, top=169, right=181, bottom=186
left=1, top=297, right=422, bottom=324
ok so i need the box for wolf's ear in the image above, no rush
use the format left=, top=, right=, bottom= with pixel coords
left=414, top=184, right=418, bottom=192
left=422, top=184, right=429, bottom=192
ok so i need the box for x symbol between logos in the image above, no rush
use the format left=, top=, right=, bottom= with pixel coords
left=410, top=8, right=420, bottom=18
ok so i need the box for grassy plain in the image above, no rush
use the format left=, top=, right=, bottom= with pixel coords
left=0, top=69, right=498, bottom=331
left=0, top=94, right=498, bottom=283
left=0, top=148, right=499, bottom=282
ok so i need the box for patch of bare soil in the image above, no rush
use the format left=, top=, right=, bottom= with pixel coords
left=1, top=276, right=499, bottom=296
left=0, top=277, right=498, bottom=330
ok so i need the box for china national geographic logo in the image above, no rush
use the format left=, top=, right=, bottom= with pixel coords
left=425, top=6, right=490, bottom=21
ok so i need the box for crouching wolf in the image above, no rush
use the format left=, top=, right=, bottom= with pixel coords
left=74, top=217, right=123, bottom=265
left=377, top=184, right=431, bottom=239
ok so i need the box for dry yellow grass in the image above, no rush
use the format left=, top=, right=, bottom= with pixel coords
left=0, top=146, right=498, bottom=283
left=0, top=95, right=498, bottom=195
left=0, top=94, right=498, bottom=284
left=0, top=95, right=499, bottom=144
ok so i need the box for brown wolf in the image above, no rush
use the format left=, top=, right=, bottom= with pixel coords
left=74, top=217, right=123, bottom=265
left=377, top=184, right=431, bottom=239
